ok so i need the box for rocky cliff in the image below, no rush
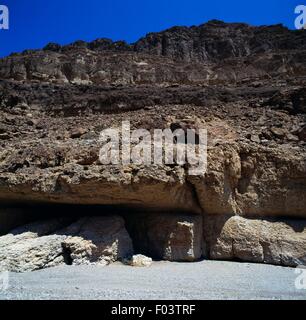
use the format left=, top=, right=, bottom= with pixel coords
left=0, top=21, right=306, bottom=271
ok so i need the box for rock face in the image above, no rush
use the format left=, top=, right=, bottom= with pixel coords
left=135, top=21, right=304, bottom=64
left=62, top=216, right=134, bottom=266
left=204, top=216, right=306, bottom=267
left=0, top=216, right=133, bottom=272
left=1, top=21, right=304, bottom=85
left=0, top=219, right=69, bottom=272
left=126, top=213, right=203, bottom=261
left=189, top=143, right=306, bottom=218
left=0, top=21, right=305, bottom=269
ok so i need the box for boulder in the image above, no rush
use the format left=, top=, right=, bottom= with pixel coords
left=0, top=215, right=133, bottom=272
left=0, top=218, right=71, bottom=272
left=204, top=216, right=306, bottom=267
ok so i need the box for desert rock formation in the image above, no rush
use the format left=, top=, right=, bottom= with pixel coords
left=0, top=21, right=305, bottom=271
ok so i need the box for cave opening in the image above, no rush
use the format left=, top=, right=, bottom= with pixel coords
left=0, top=203, right=204, bottom=266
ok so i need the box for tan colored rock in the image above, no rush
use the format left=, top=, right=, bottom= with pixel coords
left=188, top=145, right=242, bottom=215
left=204, top=215, right=306, bottom=267
left=0, top=218, right=71, bottom=272
left=126, top=213, right=203, bottom=262
left=0, top=142, right=305, bottom=220
left=270, top=127, right=286, bottom=139
left=0, top=163, right=201, bottom=214
left=0, top=215, right=134, bottom=272
left=0, top=23, right=306, bottom=224
left=62, top=216, right=134, bottom=265
left=189, top=143, right=306, bottom=218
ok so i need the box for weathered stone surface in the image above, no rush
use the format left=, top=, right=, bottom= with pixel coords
left=134, top=21, right=305, bottom=67
left=62, top=216, right=134, bottom=265
left=189, top=143, right=306, bottom=218
left=1, top=22, right=304, bottom=84
left=126, top=213, right=203, bottom=261
left=0, top=216, right=133, bottom=272
left=126, top=254, right=153, bottom=267
left=0, top=21, right=305, bottom=218
left=0, top=218, right=70, bottom=272
left=204, top=216, right=306, bottom=267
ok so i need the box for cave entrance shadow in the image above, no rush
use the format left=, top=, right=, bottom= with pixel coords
left=1, top=203, right=204, bottom=264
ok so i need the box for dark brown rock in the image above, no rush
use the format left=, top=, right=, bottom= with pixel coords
left=70, top=128, right=88, bottom=139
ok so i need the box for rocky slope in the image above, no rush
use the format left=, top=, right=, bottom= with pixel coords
left=0, top=21, right=306, bottom=271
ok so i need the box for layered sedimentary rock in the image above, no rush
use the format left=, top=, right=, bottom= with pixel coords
left=189, top=143, right=306, bottom=217
left=0, top=21, right=305, bottom=269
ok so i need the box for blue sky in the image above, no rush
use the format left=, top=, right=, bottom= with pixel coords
left=0, top=0, right=303, bottom=57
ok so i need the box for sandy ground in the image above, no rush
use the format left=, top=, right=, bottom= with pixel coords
left=0, top=260, right=305, bottom=300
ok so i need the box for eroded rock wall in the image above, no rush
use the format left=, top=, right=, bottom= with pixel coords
left=189, top=143, right=306, bottom=217
left=125, top=213, right=203, bottom=261
left=0, top=21, right=305, bottom=270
